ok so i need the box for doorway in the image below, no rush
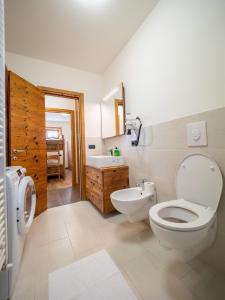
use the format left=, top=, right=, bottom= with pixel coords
left=44, top=95, right=81, bottom=208
left=39, top=86, right=86, bottom=203
left=45, top=107, right=79, bottom=208
left=7, top=71, right=86, bottom=216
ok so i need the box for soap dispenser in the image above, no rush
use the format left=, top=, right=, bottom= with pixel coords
left=113, top=147, right=120, bottom=156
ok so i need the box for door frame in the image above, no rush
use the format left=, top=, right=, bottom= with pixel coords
left=39, top=86, right=86, bottom=200
left=45, top=108, right=77, bottom=186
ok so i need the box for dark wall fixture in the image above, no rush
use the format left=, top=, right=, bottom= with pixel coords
left=126, top=116, right=142, bottom=147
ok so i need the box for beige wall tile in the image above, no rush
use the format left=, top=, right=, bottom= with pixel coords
left=103, top=106, right=225, bottom=272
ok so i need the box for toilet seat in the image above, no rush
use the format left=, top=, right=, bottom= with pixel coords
left=150, top=199, right=216, bottom=232
left=149, top=154, right=223, bottom=260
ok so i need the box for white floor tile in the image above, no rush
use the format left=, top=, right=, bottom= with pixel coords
left=12, top=202, right=225, bottom=300
left=97, top=273, right=138, bottom=300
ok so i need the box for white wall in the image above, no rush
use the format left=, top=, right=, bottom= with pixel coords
left=46, top=120, right=71, bottom=168
left=7, top=0, right=225, bottom=144
left=45, top=97, right=74, bottom=168
left=45, top=95, right=75, bottom=111
left=104, top=0, right=225, bottom=127
left=6, top=52, right=103, bottom=138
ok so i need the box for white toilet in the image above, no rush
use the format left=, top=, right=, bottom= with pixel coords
left=149, top=154, right=223, bottom=260
left=111, top=187, right=156, bottom=222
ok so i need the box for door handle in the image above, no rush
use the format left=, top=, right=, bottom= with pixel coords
left=12, top=149, right=26, bottom=154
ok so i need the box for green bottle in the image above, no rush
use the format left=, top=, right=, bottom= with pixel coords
left=113, top=147, right=120, bottom=156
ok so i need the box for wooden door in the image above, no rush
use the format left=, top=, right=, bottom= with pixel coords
left=8, top=71, right=47, bottom=215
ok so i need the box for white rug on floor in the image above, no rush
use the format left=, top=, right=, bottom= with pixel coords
left=48, top=250, right=137, bottom=300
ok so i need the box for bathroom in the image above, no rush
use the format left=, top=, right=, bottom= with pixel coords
left=1, top=0, right=225, bottom=299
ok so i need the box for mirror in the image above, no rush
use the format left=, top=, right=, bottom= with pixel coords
left=101, top=83, right=125, bottom=139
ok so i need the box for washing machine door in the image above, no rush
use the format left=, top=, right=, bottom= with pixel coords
left=17, top=176, right=36, bottom=235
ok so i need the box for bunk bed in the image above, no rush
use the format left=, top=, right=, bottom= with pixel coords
left=46, top=136, right=65, bottom=179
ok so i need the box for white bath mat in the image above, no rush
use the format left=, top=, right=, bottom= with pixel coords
left=48, top=250, right=137, bottom=300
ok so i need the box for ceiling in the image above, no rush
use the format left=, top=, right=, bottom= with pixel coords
left=46, top=112, right=71, bottom=122
left=5, top=0, right=158, bottom=73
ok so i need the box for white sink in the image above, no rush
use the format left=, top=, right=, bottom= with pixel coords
left=86, top=155, right=124, bottom=168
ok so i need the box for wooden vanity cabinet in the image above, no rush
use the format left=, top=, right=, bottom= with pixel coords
left=86, top=165, right=129, bottom=213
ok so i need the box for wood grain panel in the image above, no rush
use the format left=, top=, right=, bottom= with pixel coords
left=8, top=71, right=47, bottom=215
left=10, top=127, right=46, bottom=151
left=86, top=167, right=102, bottom=185
left=86, top=165, right=129, bottom=213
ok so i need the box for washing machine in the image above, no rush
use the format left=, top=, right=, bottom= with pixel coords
left=0, top=166, right=36, bottom=300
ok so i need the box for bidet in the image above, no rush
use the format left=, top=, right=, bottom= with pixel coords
left=111, top=187, right=156, bottom=222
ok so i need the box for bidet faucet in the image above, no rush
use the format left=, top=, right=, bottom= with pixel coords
left=136, top=179, right=148, bottom=190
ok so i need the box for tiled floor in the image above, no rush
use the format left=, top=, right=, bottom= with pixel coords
left=49, top=250, right=137, bottom=300
left=13, top=201, right=225, bottom=300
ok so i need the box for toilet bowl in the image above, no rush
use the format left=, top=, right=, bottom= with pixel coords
left=149, top=154, right=223, bottom=260
left=111, top=187, right=156, bottom=222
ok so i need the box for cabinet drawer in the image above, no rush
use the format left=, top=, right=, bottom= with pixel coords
left=103, top=167, right=128, bottom=178
left=104, top=177, right=129, bottom=189
left=103, top=168, right=129, bottom=188
left=86, top=167, right=102, bottom=184
left=86, top=179, right=103, bottom=198
left=86, top=179, right=103, bottom=193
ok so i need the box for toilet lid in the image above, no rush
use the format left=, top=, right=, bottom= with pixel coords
left=176, top=154, right=223, bottom=210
